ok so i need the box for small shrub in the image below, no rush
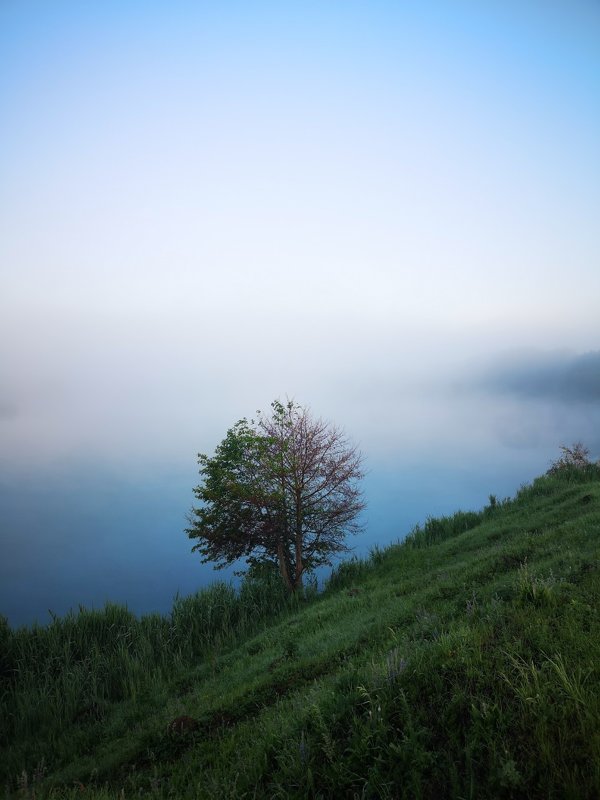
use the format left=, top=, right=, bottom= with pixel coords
left=548, top=442, right=591, bottom=473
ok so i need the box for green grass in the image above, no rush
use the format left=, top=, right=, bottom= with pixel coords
left=2, top=466, right=599, bottom=798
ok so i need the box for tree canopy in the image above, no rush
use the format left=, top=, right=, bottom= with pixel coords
left=186, top=400, right=365, bottom=592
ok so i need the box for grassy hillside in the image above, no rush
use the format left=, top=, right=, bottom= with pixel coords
left=2, top=466, right=599, bottom=799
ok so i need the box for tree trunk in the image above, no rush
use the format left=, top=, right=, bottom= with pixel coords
left=293, top=566, right=303, bottom=592
left=276, top=541, right=293, bottom=593
left=294, top=490, right=303, bottom=592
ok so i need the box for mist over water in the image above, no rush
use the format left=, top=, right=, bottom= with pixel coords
left=2, top=329, right=599, bottom=628
left=3, top=368, right=598, bottom=629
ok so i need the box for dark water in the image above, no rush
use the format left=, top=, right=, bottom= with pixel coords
left=0, top=458, right=536, bottom=628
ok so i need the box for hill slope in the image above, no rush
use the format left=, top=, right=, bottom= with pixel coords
left=2, top=467, right=599, bottom=799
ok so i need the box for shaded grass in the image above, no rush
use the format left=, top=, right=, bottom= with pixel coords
left=2, top=466, right=599, bottom=798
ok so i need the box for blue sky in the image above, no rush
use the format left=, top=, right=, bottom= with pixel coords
left=1, top=1, right=599, bottom=625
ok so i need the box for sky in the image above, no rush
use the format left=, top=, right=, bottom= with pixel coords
left=1, top=0, right=599, bottom=626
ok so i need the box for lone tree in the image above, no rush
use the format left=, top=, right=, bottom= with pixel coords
left=186, top=400, right=365, bottom=592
